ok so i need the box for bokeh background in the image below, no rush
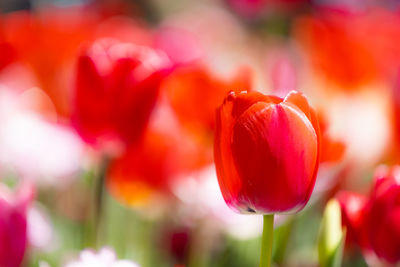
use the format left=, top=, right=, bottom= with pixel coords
left=1, top=0, right=400, bottom=266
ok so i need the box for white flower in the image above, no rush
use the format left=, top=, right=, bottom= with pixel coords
left=0, top=87, right=84, bottom=186
left=65, top=247, right=139, bottom=267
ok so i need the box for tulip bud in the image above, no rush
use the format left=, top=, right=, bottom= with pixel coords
left=0, top=183, right=33, bottom=267
left=336, top=191, right=369, bottom=250
left=365, top=166, right=400, bottom=264
left=72, top=38, right=170, bottom=148
left=214, top=90, right=320, bottom=214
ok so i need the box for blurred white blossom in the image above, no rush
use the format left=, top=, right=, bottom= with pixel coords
left=64, top=247, right=139, bottom=267
left=0, top=87, right=84, bottom=186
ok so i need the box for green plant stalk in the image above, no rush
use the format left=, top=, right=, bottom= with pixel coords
left=260, top=214, right=274, bottom=267
left=91, top=156, right=109, bottom=248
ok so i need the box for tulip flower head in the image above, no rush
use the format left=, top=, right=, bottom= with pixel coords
left=336, top=166, right=400, bottom=264
left=72, top=38, right=170, bottom=148
left=365, top=166, right=400, bottom=265
left=0, top=183, right=34, bottom=267
left=214, top=90, right=320, bottom=214
left=336, top=191, right=369, bottom=250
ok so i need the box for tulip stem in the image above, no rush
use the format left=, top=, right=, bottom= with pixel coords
left=260, top=214, right=274, bottom=267
left=92, top=156, right=109, bottom=248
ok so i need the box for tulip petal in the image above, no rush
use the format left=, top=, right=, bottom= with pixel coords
left=284, top=90, right=321, bottom=181
left=230, top=102, right=318, bottom=213
left=230, top=91, right=282, bottom=119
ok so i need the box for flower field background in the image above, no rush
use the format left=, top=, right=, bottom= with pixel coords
left=0, top=0, right=399, bottom=266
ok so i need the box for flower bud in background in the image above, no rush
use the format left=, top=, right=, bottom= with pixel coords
left=336, top=166, right=400, bottom=265
left=0, top=183, right=34, bottom=267
left=72, top=38, right=170, bottom=149
left=160, top=225, right=191, bottom=265
left=365, top=166, right=400, bottom=265
left=214, top=90, right=320, bottom=214
left=336, top=191, right=368, bottom=250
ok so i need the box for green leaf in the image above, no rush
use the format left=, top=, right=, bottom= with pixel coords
left=318, top=199, right=346, bottom=267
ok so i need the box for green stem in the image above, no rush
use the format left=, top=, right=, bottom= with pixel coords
left=92, top=157, right=109, bottom=248
left=260, top=214, right=274, bottom=267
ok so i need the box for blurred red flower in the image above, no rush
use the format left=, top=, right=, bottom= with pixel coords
left=0, top=19, right=15, bottom=70
left=72, top=38, right=170, bottom=148
left=3, top=8, right=97, bottom=117
left=337, top=166, right=400, bottom=264
left=214, top=90, right=320, bottom=214
left=107, top=130, right=179, bottom=206
left=106, top=125, right=211, bottom=206
left=366, top=166, right=400, bottom=264
left=336, top=191, right=369, bottom=250
left=2, top=5, right=155, bottom=118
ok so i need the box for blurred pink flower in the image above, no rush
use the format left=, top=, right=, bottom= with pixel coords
left=269, top=55, right=297, bottom=98
left=64, top=247, right=139, bottom=267
left=0, top=183, right=34, bottom=267
left=155, top=26, right=203, bottom=65
left=27, top=204, right=54, bottom=251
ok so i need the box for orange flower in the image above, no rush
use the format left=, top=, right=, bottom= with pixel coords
left=3, top=8, right=97, bottom=117
left=294, top=10, right=377, bottom=90
left=164, top=64, right=252, bottom=136
left=107, top=126, right=210, bottom=206
left=318, top=112, right=345, bottom=163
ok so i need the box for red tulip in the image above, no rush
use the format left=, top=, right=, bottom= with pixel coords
left=365, top=166, right=400, bottom=264
left=0, top=184, right=33, bottom=267
left=72, top=38, right=170, bottom=147
left=214, top=90, right=320, bottom=214
left=337, top=166, right=400, bottom=264
left=336, top=191, right=369, bottom=250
